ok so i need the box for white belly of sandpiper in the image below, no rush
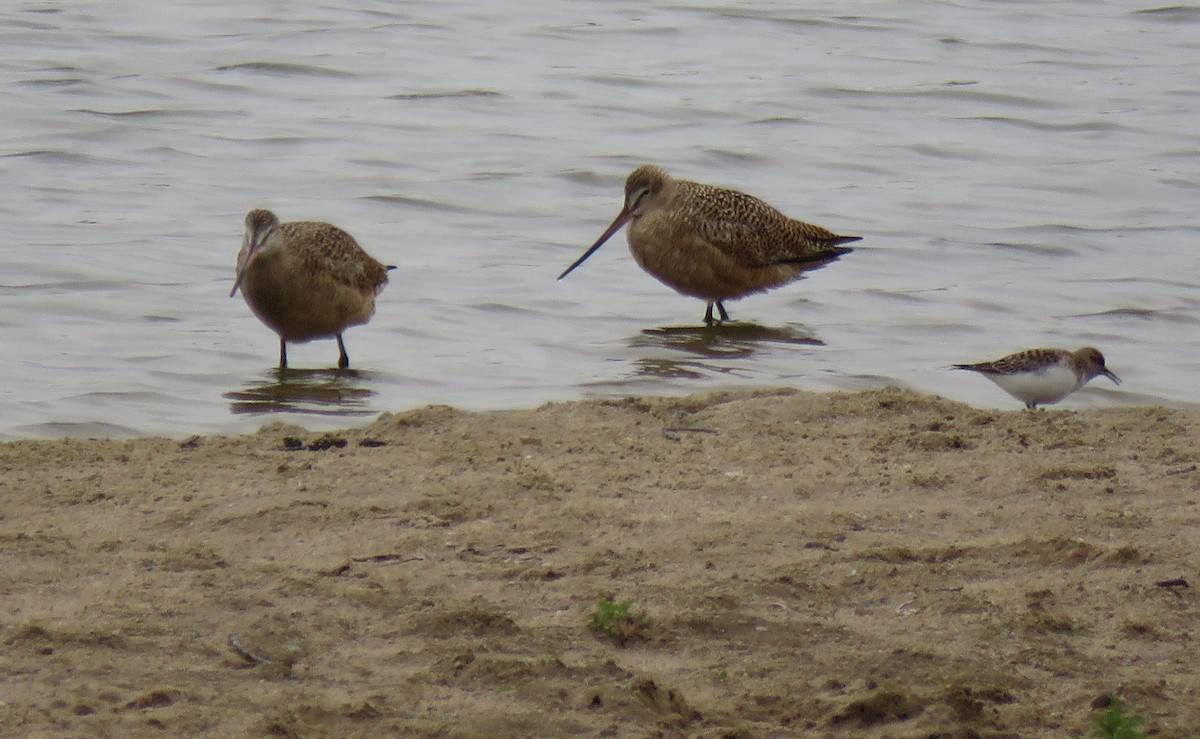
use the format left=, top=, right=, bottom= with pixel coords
left=987, top=364, right=1081, bottom=407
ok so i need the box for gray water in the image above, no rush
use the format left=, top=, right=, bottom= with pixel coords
left=1, top=1, right=1197, bottom=439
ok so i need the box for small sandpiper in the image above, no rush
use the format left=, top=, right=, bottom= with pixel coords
left=953, top=347, right=1121, bottom=409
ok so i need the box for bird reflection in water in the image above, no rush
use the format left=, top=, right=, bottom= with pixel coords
left=224, top=368, right=378, bottom=416
left=629, top=322, right=823, bottom=378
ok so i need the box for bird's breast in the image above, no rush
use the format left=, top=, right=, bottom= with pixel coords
left=238, top=249, right=377, bottom=341
left=626, top=214, right=798, bottom=301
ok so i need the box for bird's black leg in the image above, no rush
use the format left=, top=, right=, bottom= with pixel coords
left=336, top=334, right=350, bottom=369
left=279, top=339, right=288, bottom=370
left=704, top=303, right=715, bottom=326
left=716, top=301, right=730, bottom=322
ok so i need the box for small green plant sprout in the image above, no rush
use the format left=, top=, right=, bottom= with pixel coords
left=1092, top=698, right=1148, bottom=739
left=588, top=597, right=649, bottom=645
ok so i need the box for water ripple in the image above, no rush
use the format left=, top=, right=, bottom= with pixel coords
left=214, top=62, right=357, bottom=78
left=966, top=116, right=1134, bottom=133
left=359, top=194, right=476, bottom=213
left=388, top=89, right=504, bottom=101
left=809, top=85, right=1058, bottom=109
left=1130, top=6, right=1200, bottom=22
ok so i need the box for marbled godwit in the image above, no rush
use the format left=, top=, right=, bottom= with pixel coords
left=558, top=164, right=860, bottom=325
left=953, top=347, right=1121, bottom=409
left=230, top=209, right=393, bottom=370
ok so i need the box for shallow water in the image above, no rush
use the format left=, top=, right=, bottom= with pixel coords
left=1, top=1, right=1197, bottom=439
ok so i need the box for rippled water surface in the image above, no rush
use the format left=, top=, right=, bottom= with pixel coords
left=2, top=1, right=1197, bottom=438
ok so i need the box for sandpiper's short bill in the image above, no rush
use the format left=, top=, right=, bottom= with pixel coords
left=952, top=347, right=1120, bottom=409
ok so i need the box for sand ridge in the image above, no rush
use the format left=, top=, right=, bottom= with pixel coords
left=0, top=386, right=1197, bottom=737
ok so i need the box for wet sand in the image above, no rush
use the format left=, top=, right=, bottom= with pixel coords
left=1, top=386, right=1197, bottom=737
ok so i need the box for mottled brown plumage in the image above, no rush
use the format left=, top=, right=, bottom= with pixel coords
left=953, top=347, right=1121, bottom=409
left=230, top=209, right=392, bottom=369
left=559, top=164, right=860, bottom=325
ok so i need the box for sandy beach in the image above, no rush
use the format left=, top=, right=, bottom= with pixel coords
left=1, top=386, right=1197, bottom=737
